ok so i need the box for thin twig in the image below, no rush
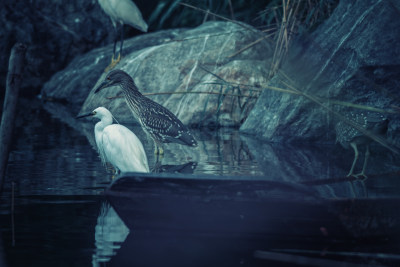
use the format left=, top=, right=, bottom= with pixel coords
left=11, top=181, right=15, bottom=246
left=145, top=91, right=256, bottom=98
left=179, top=3, right=257, bottom=33
left=202, top=9, right=210, bottom=23
left=198, top=65, right=230, bottom=85
left=106, top=90, right=257, bottom=100
left=264, top=85, right=300, bottom=95
left=228, top=32, right=274, bottom=58
left=202, top=82, right=262, bottom=92
left=36, top=10, right=81, bottom=40
left=171, top=30, right=254, bottom=42
left=227, top=0, right=235, bottom=20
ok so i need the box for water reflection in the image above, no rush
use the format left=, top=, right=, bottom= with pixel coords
left=4, top=104, right=106, bottom=196
left=92, top=202, right=128, bottom=266
left=1, top=100, right=400, bottom=266
left=242, top=135, right=400, bottom=199
left=0, top=232, right=6, bottom=267
left=4, top=100, right=400, bottom=201
left=153, top=161, right=197, bottom=174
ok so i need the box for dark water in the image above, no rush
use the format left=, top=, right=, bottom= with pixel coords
left=1, top=100, right=400, bottom=266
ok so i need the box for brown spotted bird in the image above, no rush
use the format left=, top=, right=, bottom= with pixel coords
left=94, top=70, right=197, bottom=155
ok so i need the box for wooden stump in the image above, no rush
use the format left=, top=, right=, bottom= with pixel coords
left=0, top=43, right=27, bottom=193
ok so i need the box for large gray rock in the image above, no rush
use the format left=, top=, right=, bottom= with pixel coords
left=41, top=28, right=180, bottom=110
left=240, top=0, right=400, bottom=146
left=43, top=21, right=272, bottom=126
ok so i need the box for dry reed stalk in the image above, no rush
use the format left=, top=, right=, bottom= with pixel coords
left=106, top=90, right=257, bottom=100
left=228, top=32, right=274, bottom=58
left=179, top=2, right=256, bottom=32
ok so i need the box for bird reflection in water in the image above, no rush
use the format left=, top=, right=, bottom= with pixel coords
left=92, top=202, right=129, bottom=266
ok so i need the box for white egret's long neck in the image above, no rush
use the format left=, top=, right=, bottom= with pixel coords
left=94, top=114, right=113, bottom=141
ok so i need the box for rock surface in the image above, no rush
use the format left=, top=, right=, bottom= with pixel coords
left=41, top=28, right=181, bottom=111
left=240, top=0, right=400, bottom=147
left=40, top=0, right=400, bottom=152
left=43, top=21, right=272, bottom=126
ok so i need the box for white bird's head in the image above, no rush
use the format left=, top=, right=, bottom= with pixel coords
left=76, top=107, right=113, bottom=122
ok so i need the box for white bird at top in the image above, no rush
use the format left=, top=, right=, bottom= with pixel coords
left=98, top=0, right=148, bottom=71
left=77, top=107, right=149, bottom=173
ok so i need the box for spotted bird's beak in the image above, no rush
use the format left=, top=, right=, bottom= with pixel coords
left=94, top=79, right=112, bottom=94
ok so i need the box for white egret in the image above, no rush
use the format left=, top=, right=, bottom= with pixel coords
left=77, top=107, right=149, bottom=173
left=98, top=0, right=148, bottom=71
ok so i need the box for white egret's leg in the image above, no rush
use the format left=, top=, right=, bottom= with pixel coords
left=118, top=25, right=124, bottom=59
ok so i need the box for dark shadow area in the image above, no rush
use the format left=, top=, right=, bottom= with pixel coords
left=104, top=173, right=400, bottom=266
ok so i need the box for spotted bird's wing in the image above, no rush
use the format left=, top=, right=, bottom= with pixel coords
left=141, top=102, right=197, bottom=147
